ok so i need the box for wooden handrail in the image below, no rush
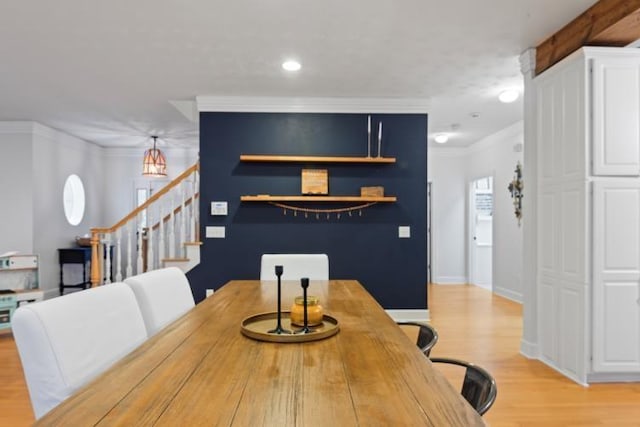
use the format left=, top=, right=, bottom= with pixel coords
left=90, top=161, right=199, bottom=286
left=91, top=161, right=199, bottom=234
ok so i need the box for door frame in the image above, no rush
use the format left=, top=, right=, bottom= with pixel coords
left=467, top=174, right=495, bottom=289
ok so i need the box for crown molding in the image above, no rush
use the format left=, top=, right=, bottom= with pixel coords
left=196, top=96, right=431, bottom=114
left=102, top=146, right=198, bottom=158
left=429, top=146, right=467, bottom=158
left=519, top=48, right=537, bottom=76
left=465, top=121, right=523, bottom=155
left=0, top=121, right=36, bottom=134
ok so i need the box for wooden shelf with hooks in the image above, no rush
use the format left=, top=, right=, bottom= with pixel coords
left=240, top=195, right=396, bottom=203
left=240, top=154, right=396, bottom=164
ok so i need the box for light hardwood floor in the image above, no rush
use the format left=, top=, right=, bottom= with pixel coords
left=1, top=284, right=639, bottom=426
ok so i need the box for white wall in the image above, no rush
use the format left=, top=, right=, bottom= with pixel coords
left=430, top=121, right=524, bottom=302
left=31, top=124, right=106, bottom=297
left=463, top=122, right=524, bottom=301
left=430, top=149, right=467, bottom=284
left=0, top=123, right=198, bottom=298
left=0, top=123, right=34, bottom=255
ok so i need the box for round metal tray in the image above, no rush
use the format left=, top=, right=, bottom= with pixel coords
left=240, top=311, right=340, bottom=343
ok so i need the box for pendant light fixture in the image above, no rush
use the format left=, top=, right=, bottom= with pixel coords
left=142, top=136, right=167, bottom=177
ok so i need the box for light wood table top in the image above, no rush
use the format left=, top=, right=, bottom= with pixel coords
left=36, top=280, right=484, bottom=426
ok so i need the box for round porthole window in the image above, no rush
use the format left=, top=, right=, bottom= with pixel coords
left=63, top=174, right=85, bottom=226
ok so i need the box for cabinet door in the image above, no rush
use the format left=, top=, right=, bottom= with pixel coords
left=592, top=58, right=640, bottom=176
left=593, top=182, right=640, bottom=372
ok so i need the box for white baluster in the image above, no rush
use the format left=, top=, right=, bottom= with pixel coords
left=104, top=233, right=112, bottom=284
left=180, top=184, right=186, bottom=257
left=136, top=213, right=143, bottom=274
left=126, top=221, right=133, bottom=278
left=147, top=209, right=155, bottom=271
left=190, top=176, right=196, bottom=242
left=115, top=228, right=123, bottom=282
left=195, top=169, right=200, bottom=241
left=169, top=192, right=176, bottom=259
left=158, top=201, right=165, bottom=267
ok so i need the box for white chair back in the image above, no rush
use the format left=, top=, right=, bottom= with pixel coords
left=11, top=282, right=148, bottom=419
left=124, top=267, right=195, bottom=337
left=260, top=253, right=329, bottom=280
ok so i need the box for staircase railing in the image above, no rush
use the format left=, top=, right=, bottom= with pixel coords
left=90, top=162, right=200, bottom=286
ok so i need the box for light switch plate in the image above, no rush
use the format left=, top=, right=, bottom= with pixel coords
left=398, top=226, right=411, bottom=238
left=206, top=226, right=226, bottom=238
left=211, top=201, right=228, bottom=216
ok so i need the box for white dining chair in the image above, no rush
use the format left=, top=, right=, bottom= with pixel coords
left=260, top=253, right=329, bottom=280
left=11, top=282, right=148, bottom=419
left=124, top=267, right=195, bottom=337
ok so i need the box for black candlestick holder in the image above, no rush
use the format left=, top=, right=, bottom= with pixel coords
left=295, top=277, right=315, bottom=334
left=268, top=265, right=291, bottom=334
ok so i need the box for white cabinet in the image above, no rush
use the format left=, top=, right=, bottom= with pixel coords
left=535, top=47, right=640, bottom=383
left=592, top=58, right=640, bottom=176
left=592, top=182, right=640, bottom=372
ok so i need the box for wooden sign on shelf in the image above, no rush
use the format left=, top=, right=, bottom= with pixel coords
left=360, top=186, right=384, bottom=197
left=301, top=169, right=328, bottom=195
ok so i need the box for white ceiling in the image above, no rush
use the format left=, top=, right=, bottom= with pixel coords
left=0, top=0, right=598, bottom=148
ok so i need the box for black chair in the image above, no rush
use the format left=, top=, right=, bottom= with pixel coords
left=397, top=321, right=438, bottom=356
left=430, top=357, right=497, bottom=416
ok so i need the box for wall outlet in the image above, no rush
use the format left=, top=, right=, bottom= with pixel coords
left=398, top=226, right=411, bottom=238
left=205, top=289, right=214, bottom=297
left=205, top=226, right=225, bottom=238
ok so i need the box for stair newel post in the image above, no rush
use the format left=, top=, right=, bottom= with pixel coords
left=90, top=229, right=102, bottom=287
left=115, top=227, right=123, bottom=282
left=136, top=213, right=144, bottom=274
left=104, top=232, right=112, bottom=284
left=169, top=192, right=176, bottom=259
left=147, top=209, right=155, bottom=271
left=194, top=167, right=200, bottom=241
left=190, top=171, right=197, bottom=242
left=158, top=200, right=165, bottom=266
left=125, top=221, right=133, bottom=279
left=180, top=182, right=186, bottom=257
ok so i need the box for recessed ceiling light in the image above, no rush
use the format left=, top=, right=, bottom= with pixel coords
left=498, top=89, right=519, bottom=103
left=282, top=60, right=301, bottom=71
left=434, top=133, right=449, bottom=144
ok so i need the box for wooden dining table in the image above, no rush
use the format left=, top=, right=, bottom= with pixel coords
left=36, top=280, right=485, bottom=426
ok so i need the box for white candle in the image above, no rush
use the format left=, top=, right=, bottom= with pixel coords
left=377, top=122, right=382, bottom=157
left=367, top=115, right=371, bottom=133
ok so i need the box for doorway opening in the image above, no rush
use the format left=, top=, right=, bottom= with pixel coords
left=469, top=176, right=493, bottom=290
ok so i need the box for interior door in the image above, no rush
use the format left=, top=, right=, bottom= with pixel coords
left=469, top=177, right=493, bottom=290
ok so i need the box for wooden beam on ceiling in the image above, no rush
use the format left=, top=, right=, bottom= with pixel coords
left=535, top=0, right=640, bottom=75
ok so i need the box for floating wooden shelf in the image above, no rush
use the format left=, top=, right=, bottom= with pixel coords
left=240, top=154, right=396, bottom=164
left=241, top=195, right=396, bottom=202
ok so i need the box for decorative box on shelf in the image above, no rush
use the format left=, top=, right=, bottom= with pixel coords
left=301, top=169, right=329, bottom=195
left=360, top=186, right=384, bottom=197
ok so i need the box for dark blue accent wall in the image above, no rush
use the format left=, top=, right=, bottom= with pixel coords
left=187, top=112, right=428, bottom=310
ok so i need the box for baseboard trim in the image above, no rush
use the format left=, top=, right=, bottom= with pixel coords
left=432, top=276, right=467, bottom=285
left=43, top=288, right=61, bottom=300
left=587, top=372, right=640, bottom=383
left=494, top=287, right=523, bottom=303
left=538, top=356, right=588, bottom=387
left=385, top=309, right=430, bottom=322
left=520, top=339, right=538, bottom=358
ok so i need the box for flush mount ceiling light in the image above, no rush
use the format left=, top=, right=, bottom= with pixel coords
left=142, top=136, right=167, bottom=177
left=282, top=60, right=301, bottom=71
left=434, top=133, right=449, bottom=144
left=498, top=89, right=519, bottom=103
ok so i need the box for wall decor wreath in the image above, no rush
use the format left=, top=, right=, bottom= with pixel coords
left=508, top=161, right=523, bottom=226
